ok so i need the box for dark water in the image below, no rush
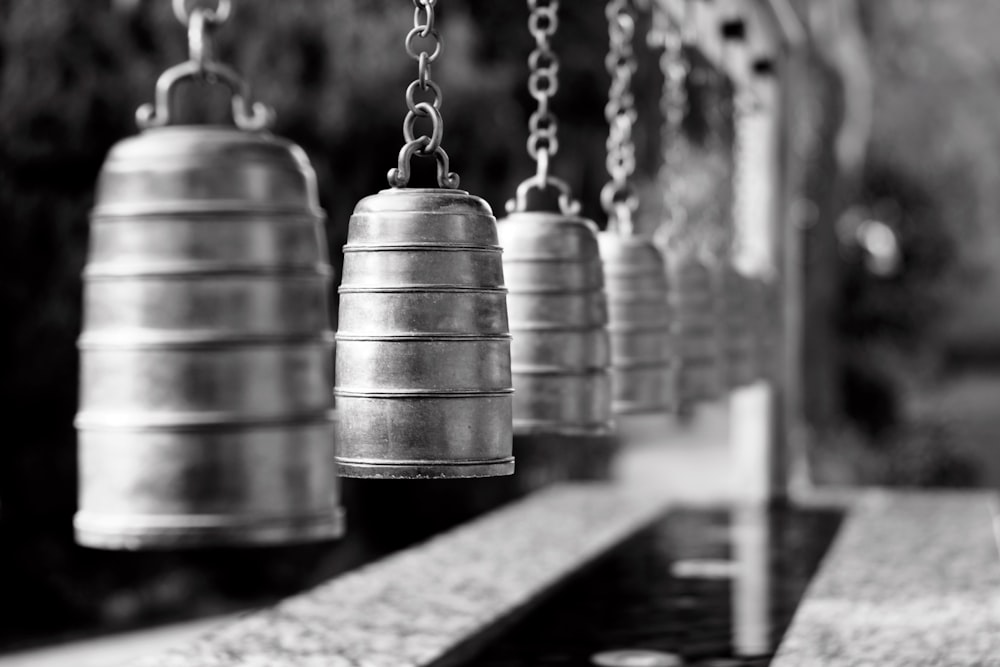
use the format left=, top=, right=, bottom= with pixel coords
left=467, top=505, right=843, bottom=667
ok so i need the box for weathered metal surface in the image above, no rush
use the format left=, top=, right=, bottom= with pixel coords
left=598, top=233, right=674, bottom=415
left=76, top=126, right=343, bottom=549
left=499, top=211, right=613, bottom=436
left=335, top=188, right=514, bottom=479
left=669, top=251, right=726, bottom=404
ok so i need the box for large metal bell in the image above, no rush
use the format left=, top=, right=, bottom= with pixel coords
left=75, top=75, right=343, bottom=549
left=499, top=187, right=613, bottom=436
left=598, top=234, right=674, bottom=415
left=335, top=188, right=515, bottom=479
left=668, top=250, right=726, bottom=405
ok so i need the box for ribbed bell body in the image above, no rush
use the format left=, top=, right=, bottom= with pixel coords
left=598, top=234, right=674, bottom=415
left=669, top=251, right=726, bottom=404
left=722, top=265, right=757, bottom=388
left=499, top=212, right=612, bottom=436
left=75, top=127, right=343, bottom=549
left=335, top=188, right=514, bottom=479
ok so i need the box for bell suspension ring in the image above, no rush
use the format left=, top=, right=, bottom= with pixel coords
left=137, top=0, right=273, bottom=131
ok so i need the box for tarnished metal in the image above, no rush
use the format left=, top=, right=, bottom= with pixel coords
left=75, top=103, right=342, bottom=548
left=500, top=205, right=612, bottom=436
left=599, top=233, right=674, bottom=415
left=669, top=250, right=725, bottom=404
left=335, top=188, right=514, bottom=478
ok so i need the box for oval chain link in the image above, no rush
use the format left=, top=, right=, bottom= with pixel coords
left=526, top=0, right=560, bottom=161
left=173, top=0, right=231, bottom=68
left=389, top=0, right=459, bottom=189
left=602, top=0, right=639, bottom=235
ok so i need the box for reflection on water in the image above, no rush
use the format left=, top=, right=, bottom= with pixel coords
left=467, top=505, right=842, bottom=666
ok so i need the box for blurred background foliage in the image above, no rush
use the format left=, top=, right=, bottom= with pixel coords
left=0, top=0, right=995, bottom=649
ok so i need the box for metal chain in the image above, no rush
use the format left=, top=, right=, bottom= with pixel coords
left=506, top=0, right=581, bottom=215
left=526, top=0, right=560, bottom=171
left=601, top=0, right=639, bottom=235
left=172, top=0, right=231, bottom=68
left=650, top=5, right=689, bottom=249
left=388, top=0, right=460, bottom=189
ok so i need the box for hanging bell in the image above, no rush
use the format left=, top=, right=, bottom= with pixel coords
left=668, top=249, right=726, bottom=404
left=334, top=185, right=515, bottom=479
left=75, top=56, right=343, bottom=548
left=599, top=233, right=675, bottom=415
left=499, top=179, right=613, bottom=436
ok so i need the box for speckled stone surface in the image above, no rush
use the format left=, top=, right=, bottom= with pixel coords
left=128, top=484, right=667, bottom=667
left=773, top=491, right=1000, bottom=667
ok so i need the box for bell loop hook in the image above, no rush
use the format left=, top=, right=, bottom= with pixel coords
left=135, top=60, right=274, bottom=131
left=136, top=0, right=273, bottom=132
left=505, top=173, right=581, bottom=217
left=387, top=137, right=460, bottom=190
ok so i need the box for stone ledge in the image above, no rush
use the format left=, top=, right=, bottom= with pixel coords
left=773, top=490, right=1000, bottom=667
left=129, top=484, right=668, bottom=667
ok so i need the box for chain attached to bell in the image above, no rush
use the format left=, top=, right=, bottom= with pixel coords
left=650, top=9, right=729, bottom=408
left=335, top=0, right=514, bottom=478
left=75, top=0, right=343, bottom=549
left=498, top=0, right=613, bottom=437
left=599, top=0, right=674, bottom=416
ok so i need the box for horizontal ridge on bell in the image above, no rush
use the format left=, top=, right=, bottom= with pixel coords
left=334, top=187, right=514, bottom=479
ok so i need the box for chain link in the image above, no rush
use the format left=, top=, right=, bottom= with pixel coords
left=526, top=0, right=560, bottom=162
left=507, top=0, right=581, bottom=214
left=172, top=0, right=231, bottom=68
left=173, top=0, right=231, bottom=26
left=389, top=0, right=459, bottom=188
left=602, top=0, right=639, bottom=234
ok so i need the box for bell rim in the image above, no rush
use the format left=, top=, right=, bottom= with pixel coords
left=73, top=507, right=345, bottom=550
left=336, top=457, right=514, bottom=479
